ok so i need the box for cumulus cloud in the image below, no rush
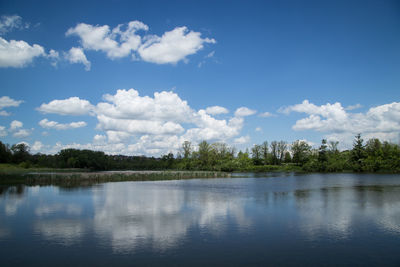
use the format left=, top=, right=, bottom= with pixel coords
left=104, top=131, right=131, bottom=144
left=234, top=107, right=256, bottom=117
left=13, top=129, right=31, bottom=138
left=138, top=26, right=216, bottom=64
left=0, top=96, right=23, bottom=116
left=0, top=15, right=59, bottom=68
left=0, top=126, right=7, bottom=137
left=39, top=119, right=87, bottom=130
left=183, top=110, right=244, bottom=142
left=64, top=47, right=91, bottom=70
left=37, top=97, right=94, bottom=116
left=96, top=115, right=184, bottom=136
left=66, top=21, right=147, bottom=59
left=8, top=120, right=32, bottom=138
left=93, top=134, right=106, bottom=144
left=97, top=89, right=193, bottom=122
left=259, top=111, right=274, bottom=117
left=0, top=96, right=23, bottom=109
left=345, top=103, right=362, bottom=111
left=47, top=49, right=60, bottom=67
left=38, top=89, right=252, bottom=156
left=0, top=37, right=45, bottom=67
left=66, top=21, right=215, bottom=65
left=0, top=15, right=29, bottom=35
left=31, top=141, right=43, bottom=152
left=234, top=136, right=250, bottom=144
left=205, top=106, right=229, bottom=115
left=282, top=100, right=400, bottom=147
left=10, top=120, right=23, bottom=131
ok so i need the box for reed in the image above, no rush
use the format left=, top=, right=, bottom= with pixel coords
left=0, top=170, right=231, bottom=185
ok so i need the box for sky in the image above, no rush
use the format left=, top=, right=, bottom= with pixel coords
left=0, top=0, right=399, bottom=156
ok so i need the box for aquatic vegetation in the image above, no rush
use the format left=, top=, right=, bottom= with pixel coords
left=0, top=170, right=231, bottom=185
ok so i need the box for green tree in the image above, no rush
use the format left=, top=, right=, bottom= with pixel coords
left=251, top=144, right=263, bottom=165
left=0, top=141, right=12, bottom=163
left=318, top=139, right=328, bottom=171
left=270, top=141, right=278, bottom=165
left=261, top=141, right=269, bottom=164
left=363, top=138, right=383, bottom=172
left=182, top=141, right=192, bottom=159
left=11, top=143, right=31, bottom=164
left=351, top=134, right=366, bottom=172
left=236, top=150, right=252, bottom=170
left=291, top=140, right=311, bottom=166
left=277, top=141, right=287, bottom=164
left=198, top=140, right=211, bottom=169
left=162, top=152, right=175, bottom=169
left=284, top=151, right=292, bottom=163
left=328, top=141, right=339, bottom=154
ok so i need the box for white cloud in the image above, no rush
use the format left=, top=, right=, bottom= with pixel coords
left=234, top=107, right=256, bottom=117
left=255, top=127, right=262, bottom=132
left=0, top=96, right=23, bottom=115
left=234, top=136, right=250, bottom=144
left=47, top=49, right=60, bottom=67
left=182, top=110, right=243, bottom=142
left=39, top=119, right=87, bottom=130
left=105, top=131, right=131, bottom=143
left=66, top=21, right=215, bottom=65
left=47, top=49, right=59, bottom=59
left=65, top=47, right=91, bottom=71
left=93, top=134, right=106, bottom=144
left=31, top=141, right=43, bottom=152
left=205, top=51, right=215, bottom=58
left=66, top=21, right=147, bottom=59
left=0, top=16, right=59, bottom=68
left=97, top=115, right=184, bottom=136
left=97, top=89, right=194, bottom=122
left=8, top=120, right=32, bottom=139
left=0, top=96, right=23, bottom=109
left=282, top=100, right=400, bottom=147
left=138, top=26, right=216, bottom=64
left=35, top=89, right=253, bottom=156
left=37, top=97, right=94, bottom=116
left=345, top=103, right=362, bottom=111
left=205, top=105, right=229, bottom=115
left=0, top=37, right=45, bottom=67
left=13, top=129, right=31, bottom=138
left=10, top=120, right=23, bottom=131
left=0, top=15, right=29, bottom=35
left=0, top=126, right=7, bottom=137
left=259, top=111, right=274, bottom=117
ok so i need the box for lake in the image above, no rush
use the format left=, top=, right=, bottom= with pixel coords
left=1, top=173, right=400, bottom=266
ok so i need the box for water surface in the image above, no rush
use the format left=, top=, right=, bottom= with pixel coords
left=1, top=173, right=400, bottom=266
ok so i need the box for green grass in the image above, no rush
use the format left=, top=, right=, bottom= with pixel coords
left=0, top=163, right=88, bottom=174
left=240, top=164, right=303, bottom=173
left=0, top=167, right=231, bottom=185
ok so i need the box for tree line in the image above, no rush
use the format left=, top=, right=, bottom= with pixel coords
left=0, top=134, right=399, bottom=172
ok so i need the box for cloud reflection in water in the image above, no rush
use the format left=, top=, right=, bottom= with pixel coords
left=92, top=181, right=251, bottom=253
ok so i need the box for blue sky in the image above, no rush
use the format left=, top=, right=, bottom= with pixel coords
left=0, top=0, right=399, bottom=155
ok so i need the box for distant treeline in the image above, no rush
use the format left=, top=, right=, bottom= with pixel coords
left=1, top=134, right=400, bottom=173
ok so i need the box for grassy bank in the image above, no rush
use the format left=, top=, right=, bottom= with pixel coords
left=0, top=166, right=231, bottom=185
left=237, top=164, right=303, bottom=173
left=0, top=163, right=88, bottom=174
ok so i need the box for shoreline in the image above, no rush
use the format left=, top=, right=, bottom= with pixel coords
left=0, top=170, right=231, bottom=185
